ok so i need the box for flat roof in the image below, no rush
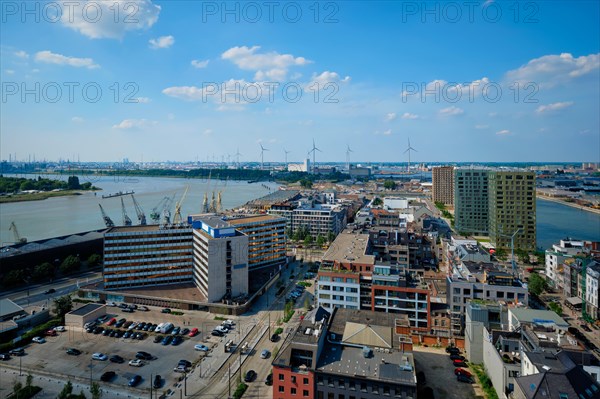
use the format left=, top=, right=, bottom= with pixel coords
left=322, top=230, right=374, bottom=265
left=68, top=303, right=104, bottom=316
left=0, top=299, right=24, bottom=318
left=226, top=214, right=285, bottom=225
left=107, top=224, right=193, bottom=233
left=509, top=308, right=569, bottom=327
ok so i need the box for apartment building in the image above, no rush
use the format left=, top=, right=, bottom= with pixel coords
left=432, top=166, right=455, bottom=206
left=191, top=215, right=248, bottom=302
left=545, top=238, right=587, bottom=290
left=103, top=225, right=193, bottom=290
left=454, top=168, right=490, bottom=236
left=269, top=203, right=347, bottom=240
left=488, top=170, right=536, bottom=251
left=586, top=262, right=600, bottom=320
left=272, top=307, right=417, bottom=399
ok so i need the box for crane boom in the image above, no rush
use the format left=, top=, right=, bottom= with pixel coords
left=131, top=195, right=147, bottom=225
left=173, top=185, right=189, bottom=225
left=150, top=196, right=168, bottom=222
left=9, top=221, right=27, bottom=243
left=121, top=197, right=132, bottom=226
left=98, top=204, right=115, bottom=228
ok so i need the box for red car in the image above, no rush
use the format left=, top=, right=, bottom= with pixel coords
left=454, top=368, right=472, bottom=378
left=45, top=329, right=57, bottom=336
left=106, top=318, right=117, bottom=326
left=188, top=328, right=199, bottom=337
left=453, top=360, right=468, bottom=367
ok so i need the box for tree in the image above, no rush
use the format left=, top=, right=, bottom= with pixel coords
left=304, top=235, right=313, bottom=246
left=53, top=295, right=73, bottom=321
left=285, top=227, right=293, bottom=240
left=2, top=269, right=25, bottom=287
left=494, top=248, right=508, bottom=261
left=515, top=249, right=529, bottom=265
left=13, top=379, right=23, bottom=396
left=316, top=235, right=326, bottom=247
left=299, top=179, right=313, bottom=189
left=58, top=381, right=73, bottom=399
left=90, top=382, right=102, bottom=399
left=87, top=254, right=102, bottom=267
left=528, top=273, right=547, bottom=296
left=20, top=180, right=35, bottom=191
left=327, top=232, right=336, bottom=243
left=383, top=180, right=397, bottom=190
left=372, top=197, right=383, bottom=206
left=548, top=302, right=563, bottom=316
left=60, top=255, right=81, bottom=275
left=26, top=373, right=33, bottom=389
left=32, top=262, right=54, bottom=282
left=67, top=176, right=81, bottom=190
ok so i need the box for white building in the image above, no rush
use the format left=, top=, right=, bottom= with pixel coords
left=383, top=197, right=409, bottom=210
left=545, top=238, right=587, bottom=290
left=586, top=262, right=600, bottom=320
left=287, top=158, right=310, bottom=172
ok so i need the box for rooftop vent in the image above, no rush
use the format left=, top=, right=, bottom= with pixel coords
left=304, top=328, right=312, bottom=335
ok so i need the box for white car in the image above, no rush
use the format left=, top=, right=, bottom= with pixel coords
left=92, top=353, right=108, bottom=361
left=194, top=344, right=209, bottom=352
left=107, top=301, right=117, bottom=307
left=128, top=322, right=138, bottom=330
left=215, top=325, right=228, bottom=333
left=32, top=337, right=46, bottom=344
left=53, top=326, right=66, bottom=332
left=128, top=359, right=144, bottom=367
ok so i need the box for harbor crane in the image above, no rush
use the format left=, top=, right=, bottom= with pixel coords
left=121, top=197, right=132, bottom=226
left=150, top=196, right=168, bottom=222
left=202, top=171, right=212, bottom=213
left=98, top=204, right=115, bottom=228
left=162, top=193, right=176, bottom=225
left=9, top=221, right=27, bottom=244
left=131, top=195, right=147, bottom=225
left=173, top=185, right=189, bottom=225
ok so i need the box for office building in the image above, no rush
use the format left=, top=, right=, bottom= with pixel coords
left=103, top=225, right=193, bottom=290
left=191, top=215, right=249, bottom=302
left=454, top=168, right=490, bottom=236
left=268, top=203, right=347, bottom=240
left=272, top=307, right=417, bottom=399
left=432, top=166, right=454, bottom=206
left=488, top=170, right=536, bottom=251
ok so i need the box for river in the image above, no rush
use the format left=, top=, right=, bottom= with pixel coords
left=0, top=175, right=278, bottom=245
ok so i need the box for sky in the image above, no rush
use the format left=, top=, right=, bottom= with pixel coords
left=1, top=0, right=599, bottom=163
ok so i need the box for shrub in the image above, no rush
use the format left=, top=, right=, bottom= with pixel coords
left=233, top=383, right=248, bottom=399
left=274, top=327, right=283, bottom=335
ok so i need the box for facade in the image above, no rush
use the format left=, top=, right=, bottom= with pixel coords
left=586, top=262, right=600, bottom=320
left=483, top=327, right=522, bottom=399
left=488, top=171, right=536, bottom=251
left=272, top=307, right=417, bottom=399
left=432, top=166, right=455, bottom=206
left=545, top=239, right=587, bottom=290
left=191, top=216, right=249, bottom=303
left=103, top=225, right=193, bottom=290
left=465, top=301, right=507, bottom=364
left=269, top=203, right=347, bottom=240
left=454, top=168, right=490, bottom=236
left=65, top=303, right=106, bottom=328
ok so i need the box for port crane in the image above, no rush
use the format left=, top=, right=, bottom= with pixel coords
left=98, top=204, right=115, bottom=228
left=9, top=221, right=27, bottom=243
left=202, top=171, right=212, bottom=213
left=131, top=195, right=147, bottom=225
left=121, top=197, right=132, bottom=226
left=150, top=196, right=169, bottom=222
left=173, top=186, right=189, bottom=225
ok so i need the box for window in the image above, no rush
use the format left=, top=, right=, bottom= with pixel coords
left=291, top=388, right=297, bottom=395
left=303, top=390, right=309, bottom=397
left=384, top=386, right=390, bottom=395
left=279, top=386, right=285, bottom=393
left=303, top=378, right=309, bottom=385
left=349, top=381, right=355, bottom=390
left=279, top=374, right=285, bottom=381
left=361, top=382, right=367, bottom=392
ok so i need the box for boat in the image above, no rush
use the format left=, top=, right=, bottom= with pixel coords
left=102, top=190, right=135, bottom=199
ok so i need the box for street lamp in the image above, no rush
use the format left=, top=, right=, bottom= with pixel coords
left=500, top=227, right=522, bottom=276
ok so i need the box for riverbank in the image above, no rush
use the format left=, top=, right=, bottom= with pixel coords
left=536, top=194, right=600, bottom=215
left=0, top=190, right=93, bottom=203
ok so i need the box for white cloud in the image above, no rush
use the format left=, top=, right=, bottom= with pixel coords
left=475, top=124, right=489, bottom=129
left=162, top=85, right=207, bottom=101
left=383, top=129, right=392, bottom=136
left=60, top=0, right=161, bottom=39
left=5, top=69, right=15, bottom=75
left=112, top=119, right=157, bottom=129
left=134, top=97, right=151, bottom=103
left=34, top=50, right=99, bottom=69
left=222, top=45, right=311, bottom=81
left=216, top=104, right=246, bottom=112
left=167, top=113, right=175, bottom=120
left=307, top=71, right=351, bottom=90
left=191, top=59, right=209, bottom=69
left=439, top=106, right=464, bottom=117
left=496, top=129, right=511, bottom=135
left=15, top=50, right=29, bottom=59
left=401, top=112, right=419, bottom=120
left=535, top=101, right=574, bottom=114
left=149, top=35, right=174, bottom=49
left=71, top=116, right=84, bottom=123
left=385, top=112, right=397, bottom=121
left=506, top=53, right=599, bottom=86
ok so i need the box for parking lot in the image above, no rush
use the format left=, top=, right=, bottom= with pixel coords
left=412, top=346, right=484, bottom=399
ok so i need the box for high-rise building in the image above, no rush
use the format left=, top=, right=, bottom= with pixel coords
left=454, top=168, right=490, bottom=236
left=432, top=166, right=454, bottom=206
left=488, top=171, right=536, bottom=251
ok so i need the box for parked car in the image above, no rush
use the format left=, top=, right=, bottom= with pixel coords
left=106, top=301, right=117, bottom=307
left=270, top=334, right=279, bottom=342
left=128, top=375, right=142, bottom=387
left=45, top=329, right=57, bottom=336
left=106, top=318, right=117, bottom=326
left=135, top=332, right=146, bottom=340
left=127, top=322, right=138, bottom=330
left=138, top=306, right=149, bottom=312
left=123, top=321, right=134, bottom=329
left=84, top=321, right=97, bottom=329
left=265, top=373, right=273, bottom=386
left=136, top=322, right=146, bottom=330
left=115, top=318, right=126, bottom=328
left=136, top=351, right=153, bottom=360
left=189, top=328, right=199, bottom=337
left=211, top=330, right=224, bottom=337
left=181, top=328, right=190, bottom=336
left=0, top=354, right=11, bottom=361
left=457, top=374, right=474, bottom=383
left=43, top=288, right=56, bottom=294
left=260, top=349, right=270, bottom=359
left=154, top=335, right=163, bottom=343
left=171, top=336, right=183, bottom=346
left=195, top=344, right=209, bottom=352
left=92, top=353, right=108, bottom=361
left=446, top=346, right=461, bottom=354
left=97, top=315, right=109, bottom=323
left=66, top=348, right=81, bottom=356
left=110, top=355, right=124, bottom=363
left=582, top=324, right=593, bottom=332
left=102, top=329, right=111, bottom=336
left=119, top=303, right=128, bottom=309
left=171, top=327, right=181, bottom=335
left=244, top=370, right=257, bottom=382
left=215, top=325, right=228, bottom=333
left=122, top=331, right=133, bottom=339
left=162, top=336, right=173, bottom=345
left=93, top=326, right=103, bottom=334
left=122, top=308, right=133, bottom=313
left=9, top=348, right=25, bottom=356
left=153, top=375, right=162, bottom=389
left=161, top=308, right=171, bottom=314
left=53, top=326, right=66, bottom=332
left=179, top=360, right=192, bottom=368
left=100, top=371, right=116, bottom=382
left=453, top=360, right=468, bottom=367
left=450, top=354, right=466, bottom=361
left=454, top=368, right=472, bottom=378
left=32, top=337, right=46, bottom=344
left=129, top=359, right=144, bottom=367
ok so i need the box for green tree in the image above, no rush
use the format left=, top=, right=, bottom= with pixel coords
left=86, top=254, right=102, bottom=267
left=2, top=269, right=25, bottom=287
left=327, top=232, right=336, bottom=242
left=494, top=248, right=508, bottom=261
left=13, top=379, right=23, bottom=396
left=548, top=302, right=563, bottom=316
left=285, top=227, right=293, bottom=240
left=515, top=249, right=529, bottom=265
left=20, top=180, right=35, bottom=191
left=304, top=235, right=313, bottom=246
left=316, top=235, right=326, bottom=247
left=528, top=273, right=547, bottom=296
left=90, top=382, right=102, bottom=399
left=60, top=255, right=81, bottom=274
left=383, top=180, right=397, bottom=190
left=372, top=197, right=383, bottom=206
left=67, top=176, right=81, bottom=190
left=58, top=381, right=73, bottom=399
left=284, top=300, right=293, bottom=318
left=32, top=262, right=54, bottom=282
left=53, top=295, right=73, bottom=322
left=299, top=179, right=313, bottom=189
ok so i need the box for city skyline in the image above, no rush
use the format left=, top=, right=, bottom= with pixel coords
left=1, top=1, right=599, bottom=162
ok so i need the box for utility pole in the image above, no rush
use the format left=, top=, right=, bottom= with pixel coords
left=228, top=363, right=231, bottom=398
left=150, top=374, right=152, bottom=399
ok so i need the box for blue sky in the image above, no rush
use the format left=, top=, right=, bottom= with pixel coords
left=1, top=0, right=599, bottom=163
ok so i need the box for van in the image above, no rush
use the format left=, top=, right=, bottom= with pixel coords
left=155, top=323, right=165, bottom=333
left=160, top=322, right=174, bottom=334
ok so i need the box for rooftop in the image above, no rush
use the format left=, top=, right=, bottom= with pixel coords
left=509, top=308, right=569, bottom=329
left=68, top=303, right=105, bottom=316
left=322, top=231, right=374, bottom=265
left=226, top=214, right=286, bottom=225
left=0, top=299, right=24, bottom=319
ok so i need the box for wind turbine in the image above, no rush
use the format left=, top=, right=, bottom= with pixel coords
left=235, top=148, right=242, bottom=168
left=284, top=148, right=291, bottom=165
left=309, top=138, right=321, bottom=173
left=259, top=143, right=269, bottom=170
left=346, top=145, right=354, bottom=171
left=404, top=138, right=417, bottom=174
